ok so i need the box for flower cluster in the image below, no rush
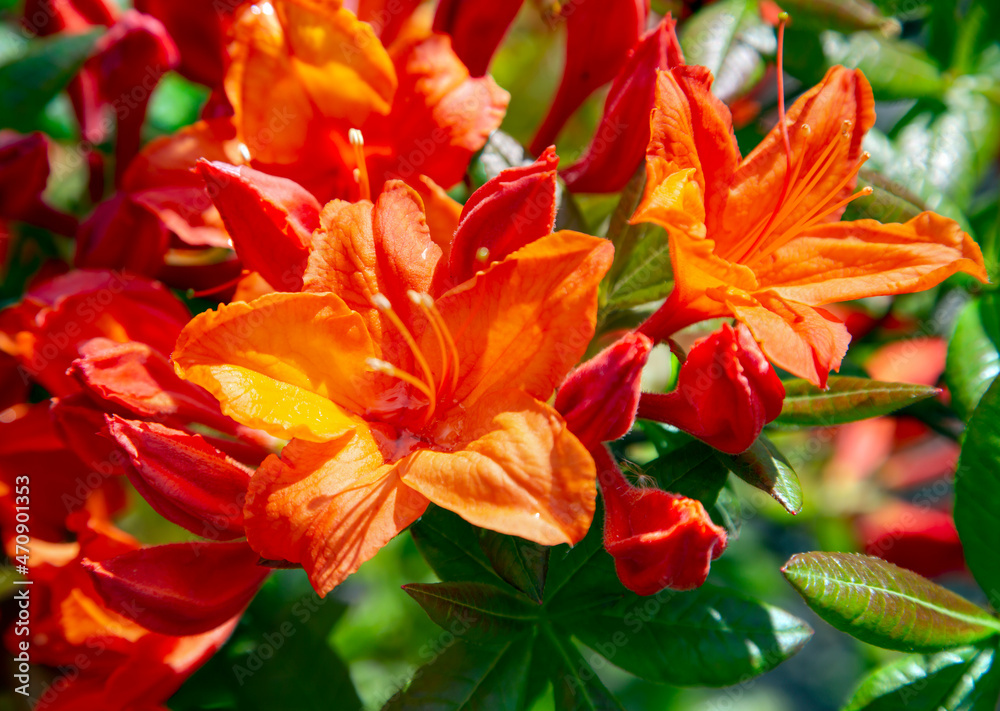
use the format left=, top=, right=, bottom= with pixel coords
left=0, top=1, right=993, bottom=709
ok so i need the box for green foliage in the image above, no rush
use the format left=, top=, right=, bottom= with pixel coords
left=782, top=552, right=1000, bottom=652
left=774, top=377, right=942, bottom=427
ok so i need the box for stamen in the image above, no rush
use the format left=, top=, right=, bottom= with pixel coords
left=366, top=358, right=434, bottom=401
left=372, top=292, right=437, bottom=419
left=475, top=247, right=490, bottom=263
left=410, top=290, right=461, bottom=398
left=349, top=128, right=371, bottom=202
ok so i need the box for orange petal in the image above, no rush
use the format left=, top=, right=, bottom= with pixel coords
left=365, top=34, right=509, bottom=190
left=721, top=66, right=875, bottom=252
left=431, top=231, right=613, bottom=406
left=278, top=0, right=397, bottom=122
left=303, top=183, right=441, bottom=349
left=642, top=66, right=740, bottom=235
left=244, top=428, right=429, bottom=595
left=399, top=390, right=595, bottom=546
left=225, top=5, right=316, bottom=165
left=757, top=211, right=989, bottom=304
left=411, top=174, right=462, bottom=262
left=173, top=292, right=375, bottom=442
left=729, top=292, right=852, bottom=387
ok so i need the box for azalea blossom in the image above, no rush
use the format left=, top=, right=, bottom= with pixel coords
left=631, top=63, right=988, bottom=386
left=173, top=180, right=612, bottom=594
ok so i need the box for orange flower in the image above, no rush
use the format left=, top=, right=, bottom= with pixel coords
left=632, top=64, right=988, bottom=386
left=173, top=181, right=612, bottom=594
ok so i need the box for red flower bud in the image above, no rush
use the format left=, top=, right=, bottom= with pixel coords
left=197, top=160, right=319, bottom=291
left=75, top=193, right=170, bottom=275
left=562, top=17, right=684, bottom=193
left=133, top=0, right=237, bottom=87
left=530, top=0, right=647, bottom=155
left=84, top=540, right=269, bottom=636
left=0, top=132, right=77, bottom=235
left=433, top=0, right=524, bottom=76
left=106, top=416, right=252, bottom=540
left=448, top=146, right=560, bottom=284
left=22, top=0, right=117, bottom=37
left=596, top=446, right=726, bottom=595
left=638, top=324, right=785, bottom=454
left=555, top=331, right=653, bottom=448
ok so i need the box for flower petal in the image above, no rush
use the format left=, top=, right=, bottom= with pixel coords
left=399, top=390, right=595, bottom=546
left=107, top=416, right=252, bottom=540
left=83, top=540, right=268, bottom=636
left=730, top=292, right=852, bottom=388
left=756, top=211, right=989, bottom=304
left=244, top=429, right=429, bottom=596
left=721, top=66, right=875, bottom=254
left=432, top=231, right=613, bottom=405
left=432, top=0, right=523, bottom=76
left=173, top=293, right=375, bottom=442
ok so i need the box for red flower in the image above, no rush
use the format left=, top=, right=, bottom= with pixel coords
left=638, top=323, right=785, bottom=454
left=595, top=446, right=727, bottom=595
left=556, top=331, right=653, bottom=449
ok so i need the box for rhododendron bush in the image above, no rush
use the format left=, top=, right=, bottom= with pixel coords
left=2, top=0, right=1000, bottom=708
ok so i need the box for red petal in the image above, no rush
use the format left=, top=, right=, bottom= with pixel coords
left=133, top=0, right=234, bottom=86
left=530, top=0, right=647, bottom=154
left=432, top=0, right=524, bottom=76
left=107, top=416, right=252, bottom=540
left=638, top=323, right=785, bottom=454
left=75, top=193, right=170, bottom=276
left=197, top=160, right=319, bottom=291
left=562, top=17, right=684, bottom=193
left=556, top=331, right=653, bottom=448
left=596, top=446, right=726, bottom=595
left=447, top=146, right=560, bottom=284
left=84, top=541, right=268, bottom=636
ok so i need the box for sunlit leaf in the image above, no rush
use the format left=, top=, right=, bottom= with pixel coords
left=410, top=505, right=507, bottom=587
left=721, top=437, right=802, bottom=515
left=946, top=295, right=1000, bottom=421
left=843, top=644, right=1000, bottom=711
left=477, top=530, right=549, bottom=604
left=782, top=552, right=1000, bottom=652
left=774, top=376, right=941, bottom=427
left=820, top=31, right=947, bottom=101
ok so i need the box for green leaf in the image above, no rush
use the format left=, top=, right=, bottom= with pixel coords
left=602, top=224, right=674, bottom=311
left=782, top=552, right=1000, bottom=652
left=779, top=0, right=898, bottom=33
left=843, top=644, right=1000, bottom=711
left=820, top=31, right=947, bottom=100
left=410, top=505, right=506, bottom=586
left=680, top=0, right=771, bottom=102
left=0, top=30, right=101, bottom=132
left=382, top=636, right=533, bottom=711
left=955, top=377, right=1000, bottom=607
left=477, top=530, right=549, bottom=604
left=541, top=628, right=625, bottom=711
left=404, top=582, right=541, bottom=643
left=946, top=296, right=1000, bottom=421
left=721, top=437, right=803, bottom=515
left=644, top=440, right=730, bottom=506
left=774, top=376, right=941, bottom=427
left=558, top=585, right=812, bottom=687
